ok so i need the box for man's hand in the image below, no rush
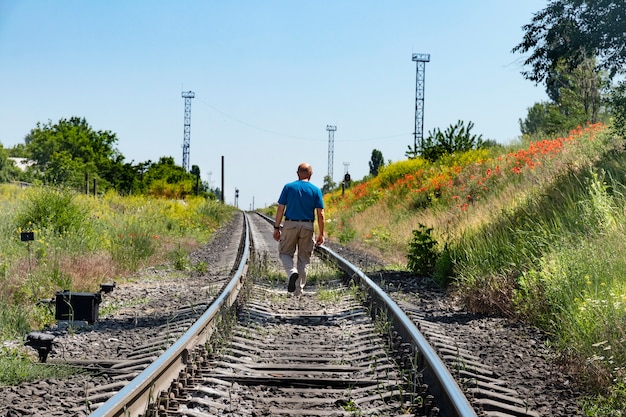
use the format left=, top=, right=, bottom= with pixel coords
left=273, top=229, right=281, bottom=241
left=315, top=233, right=324, bottom=246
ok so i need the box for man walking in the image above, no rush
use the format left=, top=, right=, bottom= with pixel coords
left=273, top=163, right=325, bottom=295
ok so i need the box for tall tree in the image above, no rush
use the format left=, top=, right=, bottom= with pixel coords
left=513, top=0, right=626, bottom=83
left=609, top=83, right=626, bottom=137
left=321, top=175, right=336, bottom=194
left=368, top=149, right=384, bottom=176
left=0, top=144, right=21, bottom=182
left=521, top=57, right=609, bottom=136
left=191, top=164, right=201, bottom=195
left=102, top=158, right=145, bottom=195
left=519, top=102, right=550, bottom=135
left=24, top=117, right=125, bottom=190
left=8, top=143, right=28, bottom=158
left=26, top=117, right=119, bottom=168
left=514, top=2, right=618, bottom=135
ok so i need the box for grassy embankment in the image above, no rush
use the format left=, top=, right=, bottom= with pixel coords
left=323, top=122, right=626, bottom=414
left=0, top=188, right=235, bottom=384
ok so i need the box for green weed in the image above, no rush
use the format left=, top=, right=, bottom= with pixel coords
left=0, top=347, right=78, bottom=385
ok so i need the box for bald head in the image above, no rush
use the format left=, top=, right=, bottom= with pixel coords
left=297, top=163, right=313, bottom=180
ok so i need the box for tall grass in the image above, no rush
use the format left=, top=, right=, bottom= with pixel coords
left=503, top=164, right=626, bottom=391
left=0, top=186, right=236, bottom=333
left=324, top=123, right=626, bottom=409
left=0, top=185, right=236, bottom=384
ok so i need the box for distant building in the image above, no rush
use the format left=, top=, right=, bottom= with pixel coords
left=9, top=157, right=34, bottom=171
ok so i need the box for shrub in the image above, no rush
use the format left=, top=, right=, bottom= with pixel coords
left=337, top=223, right=356, bottom=244
left=14, top=187, right=89, bottom=235
left=407, top=224, right=438, bottom=276
left=377, top=158, right=427, bottom=187
left=421, top=120, right=484, bottom=162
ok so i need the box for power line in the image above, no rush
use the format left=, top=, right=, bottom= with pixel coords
left=195, top=97, right=411, bottom=143
left=196, top=97, right=320, bottom=141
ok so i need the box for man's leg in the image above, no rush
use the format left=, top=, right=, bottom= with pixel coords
left=279, top=253, right=295, bottom=278
left=294, top=225, right=315, bottom=296
left=279, top=222, right=299, bottom=292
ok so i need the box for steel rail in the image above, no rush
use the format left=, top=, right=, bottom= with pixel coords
left=316, top=244, right=477, bottom=417
left=256, top=211, right=476, bottom=416
left=90, top=213, right=250, bottom=417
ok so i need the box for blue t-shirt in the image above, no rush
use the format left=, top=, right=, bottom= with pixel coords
left=278, top=180, right=324, bottom=221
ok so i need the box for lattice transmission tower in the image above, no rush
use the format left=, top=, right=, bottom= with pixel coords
left=181, top=90, right=195, bottom=171
left=412, top=53, right=430, bottom=155
left=326, top=125, right=337, bottom=182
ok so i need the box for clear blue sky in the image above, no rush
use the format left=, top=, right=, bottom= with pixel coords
left=0, top=0, right=548, bottom=210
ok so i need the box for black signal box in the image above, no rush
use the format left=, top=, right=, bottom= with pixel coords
left=55, top=291, right=102, bottom=324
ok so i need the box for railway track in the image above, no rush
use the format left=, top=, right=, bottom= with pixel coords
left=2, top=211, right=546, bottom=416
left=87, top=212, right=475, bottom=416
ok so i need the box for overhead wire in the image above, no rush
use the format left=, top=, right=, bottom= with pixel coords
left=195, top=97, right=411, bottom=143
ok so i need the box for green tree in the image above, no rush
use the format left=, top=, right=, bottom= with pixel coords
left=44, top=150, right=85, bottom=186
left=8, top=143, right=28, bottom=158
left=368, top=149, right=384, bottom=176
left=520, top=102, right=573, bottom=136
left=519, top=102, right=550, bottom=135
left=519, top=58, right=609, bottom=135
left=609, top=83, right=626, bottom=137
left=514, top=1, right=626, bottom=139
left=143, top=156, right=196, bottom=198
left=405, top=145, right=418, bottom=160
left=190, top=164, right=203, bottom=196
left=556, top=58, right=608, bottom=123
left=322, top=175, right=336, bottom=194
left=26, top=117, right=119, bottom=169
left=144, top=157, right=190, bottom=184
left=512, top=0, right=626, bottom=83
left=24, top=117, right=126, bottom=191
left=102, top=158, right=145, bottom=195
left=421, top=120, right=485, bottom=162
left=208, top=185, right=222, bottom=201
left=0, top=144, right=21, bottom=182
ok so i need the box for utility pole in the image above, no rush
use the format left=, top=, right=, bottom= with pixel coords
left=342, top=162, right=350, bottom=196
left=326, top=125, right=337, bottom=182
left=181, top=90, right=195, bottom=171
left=221, top=156, right=225, bottom=204
left=412, top=53, right=430, bottom=155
